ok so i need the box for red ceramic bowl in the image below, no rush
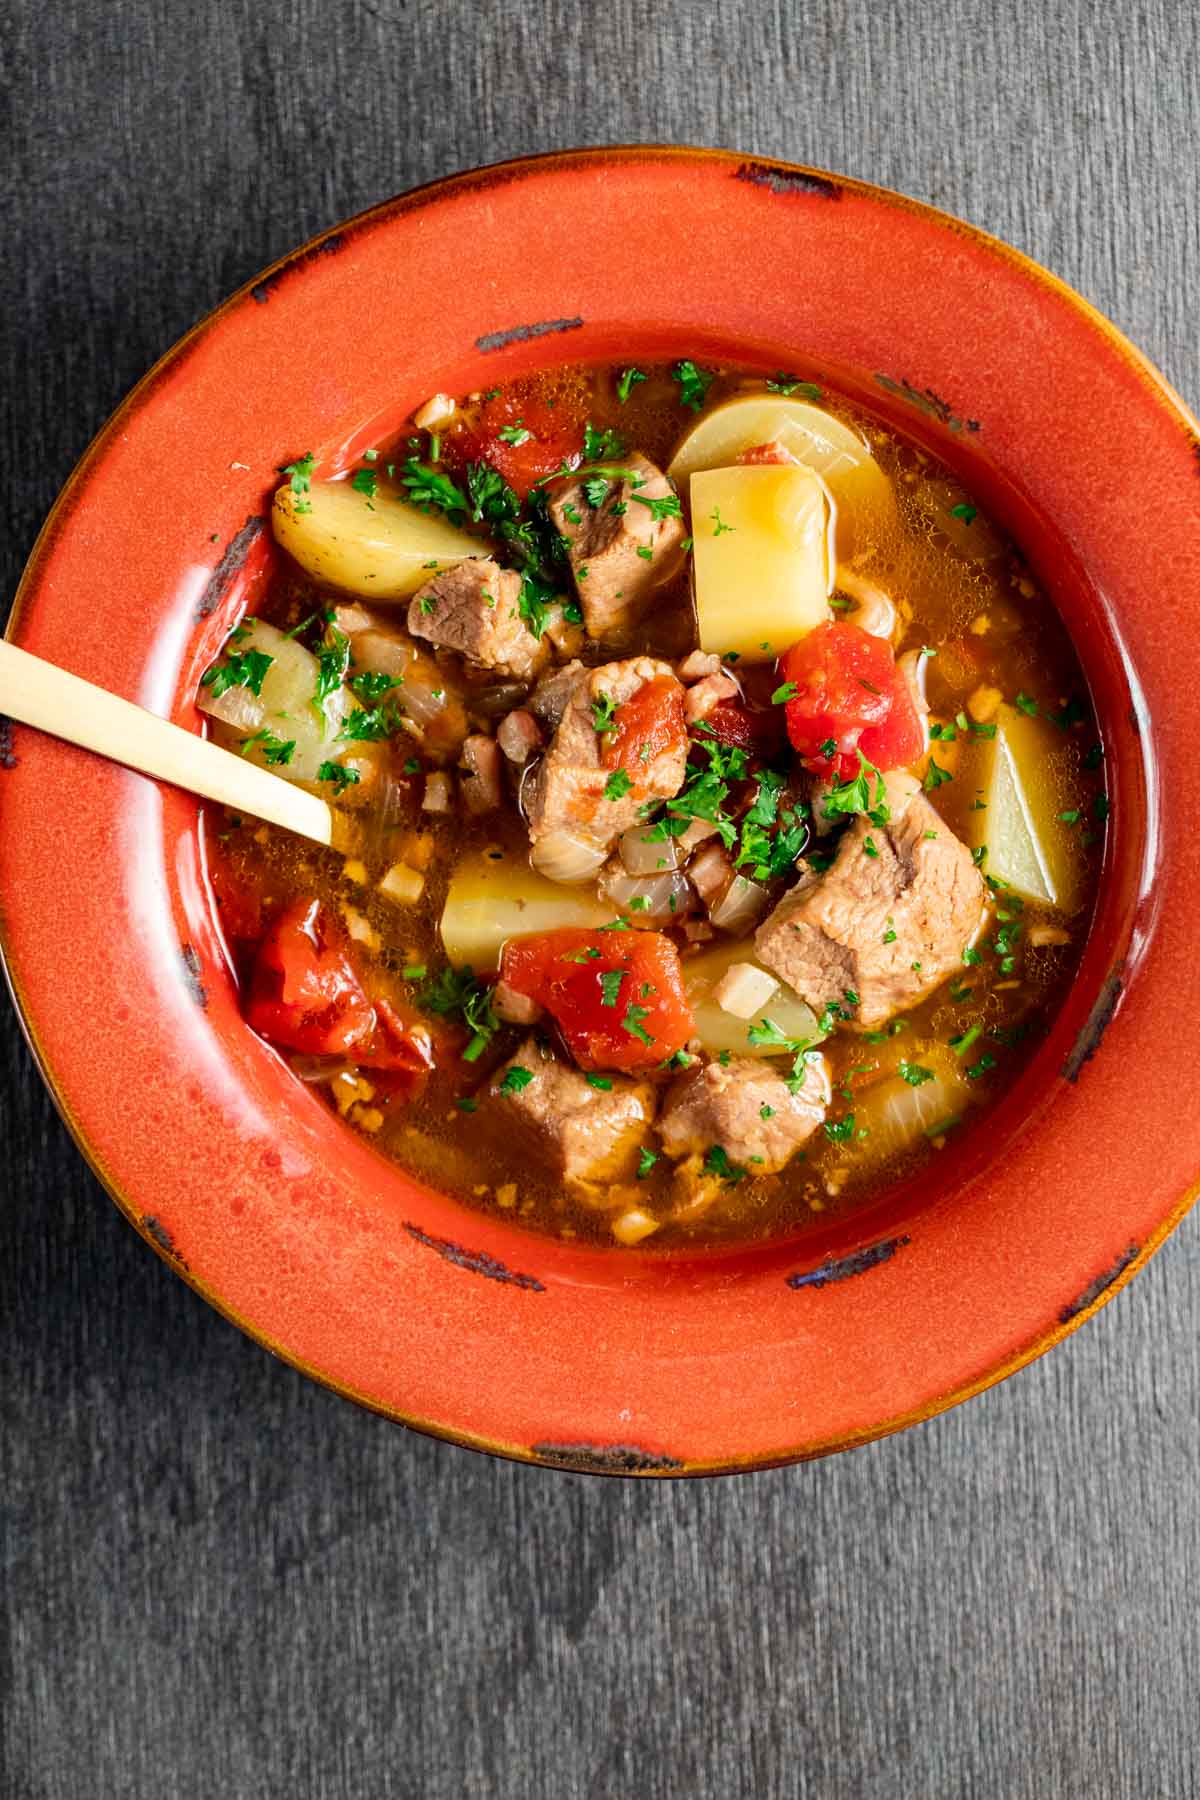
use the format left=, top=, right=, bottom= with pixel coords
left=3, top=149, right=1198, bottom=1475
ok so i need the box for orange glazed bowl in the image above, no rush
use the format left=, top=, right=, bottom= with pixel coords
left=2, top=149, right=1197, bottom=1475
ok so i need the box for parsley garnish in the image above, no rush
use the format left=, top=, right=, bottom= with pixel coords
left=239, top=729, right=294, bottom=766
left=617, top=367, right=647, bottom=403
left=401, top=458, right=469, bottom=520
left=621, top=1003, right=654, bottom=1046
left=703, top=1145, right=746, bottom=1184
left=709, top=506, right=735, bottom=537
left=591, top=693, right=618, bottom=734
left=587, top=1073, right=614, bottom=1090
left=337, top=703, right=403, bottom=742
left=632, top=492, right=682, bottom=522
left=314, top=629, right=351, bottom=711
left=348, top=670, right=402, bottom=704
left=898, top=1062, right=934, bottom=1087
left=499, top=1065, right=534, bottom=1095
left=604, top=768, right=633, bottom=801
left=497, top=422, right=532, bottom=446
left=583, top=422, right=627, bottom=462
left=351, top=467, right=378, bottom=500
left=637, top=1147, right=659, bottom=1178
left=672, top=360, right=714, bottom=411
left=316, top=761, right=360, bottom=796
left=771, top=682, right=798, bottom=704
left=599, top=970, right=625, bottom=1008
left=765, top=373, right=822, bottom=400
left=1014, top=692, right=1039, bottom=717
left=200, top=648, right=273, bottom=699
left=823, top=1115, right=855, bottom=1144
left=949, top=501, right=977, bottom=524
left=282, top=452, right=315, bottom=514
left=419, top=966, right=498, bottom=1063
left=923, top=759, right=953, bottom=792
left=823, top=750, right=890, bottom=827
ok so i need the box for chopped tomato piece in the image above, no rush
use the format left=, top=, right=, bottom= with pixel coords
left=702, top=697, right=786, bottom=757
left=603, top=675, right=688, bottom=775
left=737, top=439, right=800, bottom=466
left=779, top=621, right=921, bottom=779
left=246, top=900, right=432, bottom=1085
left=499, top=928, right=694, bottom=1071
left=451, top=394, right=582, bottom=500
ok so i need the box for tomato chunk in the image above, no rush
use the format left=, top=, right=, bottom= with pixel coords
left=451, top=394, right=582, bottom=500
left=603, top=675, right=688, bottom=774
left=737, top=439, right=800, bottom=467
left=780, top=621, right=923, bottom=779
left=246, top=900, right=432, bottom=1083
left=500, top=928, right=694, bottom=1071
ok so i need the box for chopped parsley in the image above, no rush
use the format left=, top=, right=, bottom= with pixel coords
left=591, top=692, right=618, bottom=734
left=586, top=1073, right=614, bottom=1091
left=823, top=1115, right=855, bottom=1144
left=282, top=452, right=315, bottom=514
left=401, top=458, right=469, bottom=519
left=898, top=1062, right=934, bottom=1087
left=200, top=648, right=273, bottom=699
left=1014, top=691, right=1039, bottom=717
left=604, top=768, right=633, bottom=802
left=703, top=1145, right=746, bottom=1185
left=497, top=422, right=532, bottom=446
left=351, top=467, right=378, bottom=500
left=765, top=373, right=822, bottom=400
left=316, top=761, right=360, bottom=795
left=337, top=703, right=403, bottom=743
left=949, top=501, right=977, bottom=524
left=632, top=492, right=683, bottom=522
left=238, top=729, right=295, bottom=766
left=583, top=422, right=627, bottom=462
left=348, top=670, right=402, bottom=704
left=314, top=629, right=351, bottom=711
left=616, top=367, right=647, bottom=403
left=771, top=682, right=798, bottom=704
left=709, top=505, right=735, bottom=537
left=599, top=969, right=625, bottom=1008
left=735, top=770, right=806, bottom=881
left=621, top=1003, right=654, bottom=1046
left=951, top=1024, right=983, bottom=1057
left=863, top=835, right=879, bottom=859
left=499, top=1065, right=534, bottom=1095
left=636, top=1147, right=659, bottom=1178
left=965, top=1053, right=997, bottom=1081
left=419, top=966, right=498, bottom=1063
left=672, top=359, right=714, bottom=412
left=923, top=759, right=953, bottom=792
left=822, top=749, right=890, bottom=827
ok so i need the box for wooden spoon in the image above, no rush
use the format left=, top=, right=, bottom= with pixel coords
left=0, top=640, right=335, bottom=846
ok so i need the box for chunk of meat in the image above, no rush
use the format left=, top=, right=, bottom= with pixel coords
left=407, top=557, right=544, bottom=680
left=755, top=793, right=987, bottom=1028
left=524, top=658, right=688, bottom=856
left=658, top=1055, right=829, bottom=1174
left=490, top=1037, right=654, bottom=1194
left=458, top=734, right=502, bottom=814
left=529, top=659, right=586, bottom=729
left=684, top=672, right=740, bottom=724
left=548, top=452, right=686, bottom=638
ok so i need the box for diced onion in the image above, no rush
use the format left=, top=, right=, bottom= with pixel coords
left=379, top=863, right=425, bottom=905
left=600, top=866, right=692, bottom=923
left=689, top=843, right=733, bottom=903
left=530, top=829, right=608, bottom=885
left=708, top=874, right=771, bottom=934
left=422, top=772, right=454, bottom=813
left=611, top=1208, right=662, bottom=1246
left=619, top=825, right=679, bottom=877
left=713, top=962, right=778, bottom=1019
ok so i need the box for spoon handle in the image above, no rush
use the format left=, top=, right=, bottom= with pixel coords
left=0, top=639, right=334, bottom=847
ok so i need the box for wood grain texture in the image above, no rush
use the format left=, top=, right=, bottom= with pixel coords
left=2, top=1, right=1198, bottom=1795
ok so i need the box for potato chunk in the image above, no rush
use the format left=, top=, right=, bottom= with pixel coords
left=439, top=850, right=620, bottom=971
left=668, top=394, right=895, bottom=559
left=273, top=478, right=485, bottom=599
left=690, top=464, right=830, bottom=662
left=965, top=704, right=1087, bottom=910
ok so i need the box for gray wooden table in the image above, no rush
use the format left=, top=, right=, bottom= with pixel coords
left=3, top=3, right=1198, bottom=1795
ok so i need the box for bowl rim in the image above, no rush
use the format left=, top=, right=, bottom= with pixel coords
left=3, top=144, right=1199, bottom=1475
